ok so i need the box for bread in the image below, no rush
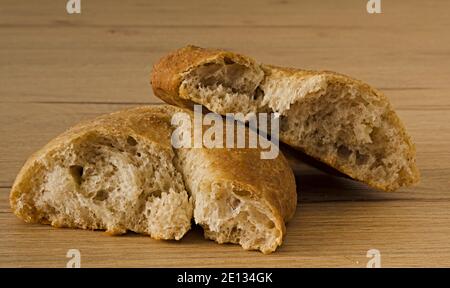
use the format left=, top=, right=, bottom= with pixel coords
left=10, top=105, right=297, bottom=253
left=176, top=135, right=296, bottom=253
left=10, top=105, right=193, bottom=240
left=151, top=45, right=420, bottom=191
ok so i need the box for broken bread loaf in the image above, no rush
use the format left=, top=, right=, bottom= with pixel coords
left=10, top=105, right=297, bottom=253
left=176, top=139, right=296, bottom=254
left=10, top=106, right=193, bottom=240
left=151, top=45, right=419, bottom=191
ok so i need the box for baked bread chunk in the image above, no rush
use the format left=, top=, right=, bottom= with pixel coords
left=10, top=105, right=296, bottom=253
left=151, top=45, right=420, bottom=191
left=10, top=106, right=193, bottom=240
left=177, top=139, right=296, bottom=254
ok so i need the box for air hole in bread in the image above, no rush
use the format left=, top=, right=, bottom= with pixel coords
left=223, top=57, right=234, bottom=65
left=266, top=221, right=275, bottom=229
left=93, top=189, right=108, bottom=201
left=229, top=197, right=240, bottom=210
left=356, top=151, right=369, bottom=165
left=233, top=189, right=251, bottom=197
left=127, top=136, right=138, bottom=146
left=69, top=165, right=84, bottom=185
left=151, top=190, right=162, bottom=198
left=337, top=145, right=351, bottom=160
left=253, top=87, right=265, bottom=101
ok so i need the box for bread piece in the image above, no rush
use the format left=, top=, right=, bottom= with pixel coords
left=10, top=105, right=296, bottom=253
left=151, top=45, right=420, bottom=191
left=174, top=123, right=296, bottom=254
left=10, top=106, right=193, bottom=240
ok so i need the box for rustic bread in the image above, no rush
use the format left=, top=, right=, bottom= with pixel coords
left=151, top=45, right=420, bottom=191
left=175, top=128, right=296, bottom=254
left=10, top=105, right=296, bottom=253
left=10, top=106, right=193, bottom=240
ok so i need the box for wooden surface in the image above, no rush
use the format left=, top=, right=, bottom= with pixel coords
left=1, top=0, right=449, bottom=267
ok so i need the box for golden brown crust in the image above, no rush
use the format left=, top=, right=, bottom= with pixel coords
left=151, top=45, right=259, bottom=108
left=193, top=147, right=296, bottom=223
left=10, top=105, right=178, bottom=223
left=179, top=140, right=296, bottom=251
left=170, top=104, right=297, bottom=224
left=264, top=64, right=384, bottom=102
left=265, top=65, right=420, bottom=191
left=150, top=46, right=420, bottom=191
left=10, top=105, right=297, bottom=251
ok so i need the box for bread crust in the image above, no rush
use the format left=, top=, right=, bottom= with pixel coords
left=151, top=45, right=260, bottom=108
left=265, top=65, right=419, bottom=191
left=10, top=105, right=179, bottom=225
left=151, top=46, right=420, bottom=191
left=10, top=105, right=296, bottom=252
left=199, top=147, right=296, bottom=222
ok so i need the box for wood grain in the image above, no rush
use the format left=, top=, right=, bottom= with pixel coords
left=2, top=188, right=449, bottom=268
left=1, top=0, right=449, bottom=267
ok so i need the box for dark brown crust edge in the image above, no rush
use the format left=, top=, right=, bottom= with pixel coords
left=150, top=45, right=420, bottom=191
left=151, top=45, right=259, bottom=109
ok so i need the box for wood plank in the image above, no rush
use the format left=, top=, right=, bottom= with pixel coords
left=1, top=1, right=449, bottom=104
left=1, top=0, right=448, bottom=28
left=1, top=189, right=449, bottom=268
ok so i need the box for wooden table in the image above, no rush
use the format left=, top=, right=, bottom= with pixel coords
left=1, top=0, right=449, bottom=267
